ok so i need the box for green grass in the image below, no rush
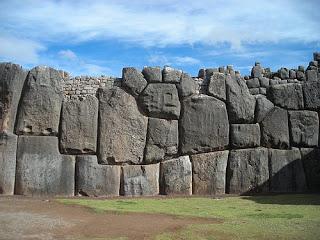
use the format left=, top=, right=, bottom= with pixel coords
left=58, top=194, right=320, bottom=240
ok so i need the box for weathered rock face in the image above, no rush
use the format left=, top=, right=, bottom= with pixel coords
left=60, top=96, right=98, bottom=154
left=139, top=83, right=180, bottom=119
left=98, top=87, right=148, bottom=164
left=227, top=148, right=269, bottom=194
left=255, top=95, right=274, bottom=122
left=226, top=75, right=255, bottom=123
left=122, top=67, right=147, bottom=97
left=300, top=148, right=320, bottom=192
left=15, top=136, right=75, bottom=196
left=251, top=64, right=263, bottom=78
left=0, top=63, right=27, bottom=133
left=160, top=156, right=192, bottom=195
left=180, top=95, right=229, bottom=154
left=191, top=151, right=229, bottom=195
left=15, top=66, right=63, bottom=136
left=162, top=67, right=182, bottom=83
left=267, top=83, right=304, bottom=110
left=177, top=73, right=197, bottom=98
left=0, top=133, right=17, bottom=195
left=288, top=111, right=319, bottom=147
left=261, top=107, right=290, bottom=149
left=230, top=124, right=260, bottom=149
left=303, top=81, right=320, bottom=110
left=208, top=72, right=226, bottom=101
left=269, top=149, right=307, bottom=192
left=142, top=67, right=162, bottom=83
left=246, top=78, right=260, bottom=88
left=76, top=155, right=120, bottom=196
left=121, top=164, right=159, bottom=196
left=144, top=118, right=178, bottom=163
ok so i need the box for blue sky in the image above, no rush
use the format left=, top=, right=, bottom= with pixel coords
left=0, top=0, right=319, bottom=77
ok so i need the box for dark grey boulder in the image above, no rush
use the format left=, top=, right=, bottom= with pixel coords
left=15, top=66, right=63, bottom=136
left=278, top=68, right=289, bottom=79
left=259, top=77, right=270, bottom=88
left=15, top=136, right=75, bottom=196
left=121, top=164, right=159, bottom=196
left=139, top=83, right=180, bottom=119
left=227, top=148, right=269, bottom=194
left=255, top=95, right=275, bottom=123
left=98, top=87, right=148, bottom=164
left=162, top=66, right=182, bottom=83
left=314, top=52, right=320, bottom=61
left=261, top=107, right=290, bottom=149
left=288, top=111, right=319, bottom=147
left=76, top=155, right=120, bottom=196
left=249, top=88, right=260, bottom=95
left=142, top=67, right=162, bottom=83
left=246, top=78, right=260, bottom=88
left=230, top=124, right=260, bottom=149
left=270, top=79, right=280, bottom=86
left=0, top=63, right=27, bottom=133
left=160, top=156, right=192, bottom=195
left=207, top=72, right=226, bottom=101
left=226, top=75, right=256, bottom=123
left=300, top=148, right=320, bottom=192
left=267, top=83, right=304, bottom=110
left=144, top=118, right=178, bottom=163
left=269, top=149, right=307, bottom=192
left=122, top=67, right=147, bottom=97
left=251, top=65, right=263, bottom=78
left=191, top=151, right=229, bottom=195
left=289, top=70, right=297, bottom=79
left=259, top=87, right=267, bottom=95
left=180, top=95, right=229, bottom=154
left=0, top=132, right=17, bottom=195
left=60, top=96, right=98, bottom=154
left=177, top=73, right=197, bottom=98
left=303, top=81, right=320, bottom=110
left=296, top=70, right=306, bottom=81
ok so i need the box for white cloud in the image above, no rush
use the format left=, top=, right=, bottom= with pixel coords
left=148, top=54, right=200, bottom=67
left=58, top=49, right=78, bottom=60
left=174, top=56, right=200, bottom=65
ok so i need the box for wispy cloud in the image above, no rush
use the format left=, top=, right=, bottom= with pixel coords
left=174, top=56, right=200, bottom=65
left=148, top=54, right=200, bottom=67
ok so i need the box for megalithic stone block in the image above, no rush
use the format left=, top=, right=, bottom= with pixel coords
left=0, top=132, right=17, bottom=195
left=122, top=67, right=147, bottom=97
left=300, top=148, right=320, bottom=192
left=230, top=124, right=261, bottom=149
left=15, top=136, right=75, bottom=196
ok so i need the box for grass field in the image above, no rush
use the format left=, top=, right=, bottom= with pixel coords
left=59, top=194, right=320, bottom=240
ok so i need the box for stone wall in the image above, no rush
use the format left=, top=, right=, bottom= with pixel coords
left=0, top=53, right=319, bottom=197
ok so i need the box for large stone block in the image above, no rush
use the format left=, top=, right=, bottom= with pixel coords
left=177, top=73, right=197, bottom=98
left=98, top=87, right=148, bottom=164
left=191, top=151, right=229, bottom=195
left=142, top=67, right=162, bottom=83
left=227, top=148, right=269, bottom=194
left=60, top=96, right=98, bottom=154
left=162, top=66, right=182, bottom=83
left=289, top=111, right=319, bottom=147
left=303, top=81, right=320, bottom=110
left=139, top=83, right=180, bottom=119
left=269, top=149, right=307, bottom=192
left=255, top=95, right=274, bottom=122
left=230, top=124, right=260, bottom=148
left=121, top=164, right=159, bottom=196
left=0, top=63, right=27, bottom=133
left=160, top=156, right=192, bottom=195
left=76, top=155, right=120, bottom=196
left=267, top=83, right=304, bottom=110
left=15, top=136, right=75, bottom=196
left=0, top=133, right=17, bottom=195
left=226, top=75, right=255, bottom=123
left=300, top=148, right=320, bottom=192
left=15, top=66, right=63, bottom=136
left=144, top=118, right=178, bottom=163
left=261, top=107, right=290, bottom=149
left=122, top=67, right=147, bottom=97
left=208, top=72, right=226, bottom=101
left=251, top=65, right=263, bottom=78
left=246, top=78, right=260, bottom=88
left=306, top=69, right=318, bottom=82
left=180, top=95, right=229, bottom=154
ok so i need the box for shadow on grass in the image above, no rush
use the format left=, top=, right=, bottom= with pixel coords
left=241, top=194, right=320, bottom=205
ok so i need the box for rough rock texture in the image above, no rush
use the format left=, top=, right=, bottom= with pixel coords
left=306, top=70, right=318, bottom=82
left=121, top=164, right=159, bottom=196
left=251, top=65, right=263, bottom=78
left=15, top=66, right=63, bottom=136
left=300, top=148, right=320, bottom=192
left=180, top=95, right=229, bottom=154
left=160, top=156, right=192, bottom=195
left=303, top=81, right=320, bottom=110
left=191, top=151, right=229, bottom=195
left=60, top=96, right=98, bottom=154
left=15, top=136, right=75, bottom=196
left=261, top=107, right=290, bottom=149
left=177, top=73, right=197, bottom=98
left=0, top=63, right=27, bottom=133
left=226, top=75, right=255, bottom=123
left=269, top=149, right=307, bottom=192
left=288, top=111, right=319, bottom=147
left=246, top=78, right=260, bottom=88
left=230, top=124, right=260, bottom=148
left=255, top=95, right=274, bottom=122
left=144, top=118, right=178, bottom=163
left=142, top=67, right=162, bottom=83
left=76, top=155, right=120, bottom=196
left=98, top=87, right=148, bottom=164
left=227, top=148, right=269, bottom=194
left=259, top=77, right=270, bottom=88
left=0, top=133, right=17, bottom=194
left=208, top=72, right=226, bottom=101
left=139, top=83, right=180, bottom=119
left=267, top=83, right=304, bottom=110
left=162, top=67, right=182, bottom=83
left=122, top=67, right=147, bottom=97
